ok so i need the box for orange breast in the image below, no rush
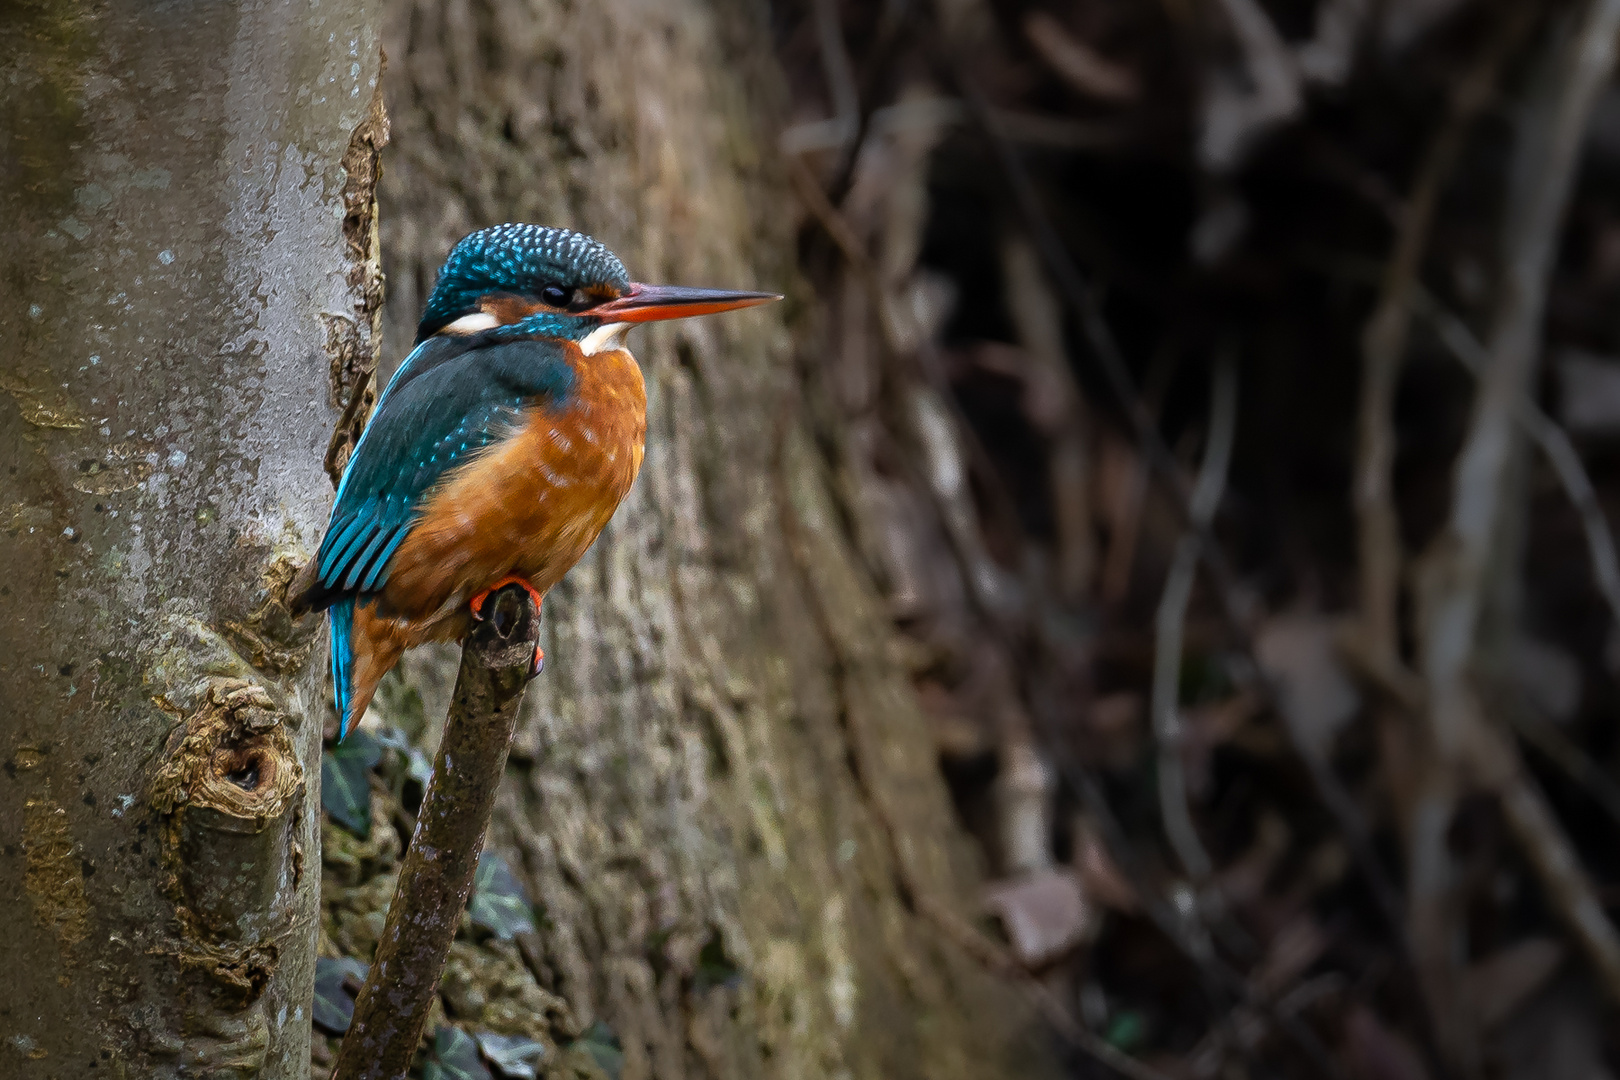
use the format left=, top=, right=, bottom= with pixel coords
left=378, top=343, right=647, bottom=633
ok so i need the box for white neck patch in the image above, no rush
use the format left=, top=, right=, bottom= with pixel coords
left=440, top=311, right=501, bottom=334
left=579, top=321, right=632, bottom=356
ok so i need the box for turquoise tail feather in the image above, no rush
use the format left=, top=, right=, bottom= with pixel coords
left=329, top=599, right=357, bottom=739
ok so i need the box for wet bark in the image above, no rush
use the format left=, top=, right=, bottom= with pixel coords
left=0, top=2, right=382, bottom=1077
left=319, top=0, right=1057, bottom=1078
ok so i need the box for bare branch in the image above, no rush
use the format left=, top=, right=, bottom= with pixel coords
left=1001, top=232, right=1097, bottom=602
left=331, top=587, right=539, bottom=1080
left=1023, top=11, right=1139, bottom=101
left=1295, top=0, right=1370, bottom=86
left=1353, top=7, right=1529, bottom=671
left=954, top=71, right=1258, bottom=636
left=812, top=0, right=860, bottom=153
left=1420, top=296, right=1620, bottom=635
left=1403, top=2, right=1620, bottom=1063
left=1417, top=3, right=1620, bottom=756
left=1497, top=769, right=1620, bottom=1008
left=1201, top=0, right=1303, bottom=171
left=1152, top=356, right=1238, bottom=883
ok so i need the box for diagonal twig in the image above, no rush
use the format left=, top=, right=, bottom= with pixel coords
left=1418, top=293, right=1620, bottom=634
left=331, top=586, right=540, bottom=1080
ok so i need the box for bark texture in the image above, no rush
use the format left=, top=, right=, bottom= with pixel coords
left=316, top=0, right=1055, bottom=1077
left=0, top=2, right=381, bottom=1076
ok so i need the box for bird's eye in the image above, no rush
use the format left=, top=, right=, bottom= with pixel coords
left=540, top=284, right=574, bottom=308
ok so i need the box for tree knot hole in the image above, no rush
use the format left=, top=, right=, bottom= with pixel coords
left=211, top=745, right=273, bottom=797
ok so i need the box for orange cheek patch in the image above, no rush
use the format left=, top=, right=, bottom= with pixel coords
left=479, top=293, right=550, bottom=325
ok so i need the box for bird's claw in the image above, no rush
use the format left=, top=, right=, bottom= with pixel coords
left=470, top=575, right=545, bottom=621
left=470, top=576, right=547, bottom=679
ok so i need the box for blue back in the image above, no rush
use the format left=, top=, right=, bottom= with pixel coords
left=308, top=332, right=576, bottom=612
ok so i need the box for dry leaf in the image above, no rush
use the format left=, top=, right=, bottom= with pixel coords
left=983, top=868, right=1096, bottom=966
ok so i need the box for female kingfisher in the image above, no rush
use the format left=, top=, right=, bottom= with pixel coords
left=291, top=223, right=778, bottom=736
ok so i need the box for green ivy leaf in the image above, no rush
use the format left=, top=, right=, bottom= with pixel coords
left=474, top=1030, right=547, bottom=1079
left=425, top=1026, right=492, bottom=1080
left=469, top=851, right=536, bottom=939
left=1104, top=1010, right=1148, bottom=1053
left=570, top=1021, right=623, bottom=1080
left=311, top=957, right=368, bottom=1034
left=321, top=730, right=382, bottom=838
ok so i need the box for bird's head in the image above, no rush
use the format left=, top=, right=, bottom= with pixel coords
left=416, top=223, right=779, bottom=349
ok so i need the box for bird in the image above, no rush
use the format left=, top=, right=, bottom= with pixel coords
left=290, top=223, right=779, bottom=737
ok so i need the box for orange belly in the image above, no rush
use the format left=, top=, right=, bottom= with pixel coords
left=334, top=343, right=646, bottom=728
left=373, top=344, right=646, bottom=639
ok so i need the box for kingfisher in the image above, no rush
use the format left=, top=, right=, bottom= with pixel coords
left=290, top=224, right=778, bottom=736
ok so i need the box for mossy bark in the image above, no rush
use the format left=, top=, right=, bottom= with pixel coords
left=333, top=1, right=1058, bottom=1078
left=0, top=2, right=381, bottom=1076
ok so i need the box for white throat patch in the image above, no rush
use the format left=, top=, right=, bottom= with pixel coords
left=579, top=321, right=632, bottom=356
left=440, top=311, right=501, bottom=334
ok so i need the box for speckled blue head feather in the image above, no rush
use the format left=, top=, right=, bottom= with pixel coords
left=416, top=224, right=631, bottom=342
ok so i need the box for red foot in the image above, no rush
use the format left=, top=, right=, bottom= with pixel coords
left=470, top=575, right=545, bottom=676
left=470, top=574, right=544, bottom=618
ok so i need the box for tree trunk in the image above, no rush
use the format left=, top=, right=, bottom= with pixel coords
left=1, top=3, right=382, bottom=1076
left=319, top=0, right=1057, bottom=1077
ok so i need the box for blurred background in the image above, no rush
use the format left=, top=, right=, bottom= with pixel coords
left=323, top=1, right=1620, bottom=1077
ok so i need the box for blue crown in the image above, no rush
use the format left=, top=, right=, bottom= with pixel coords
left=417, top=224, right=630, bottom=340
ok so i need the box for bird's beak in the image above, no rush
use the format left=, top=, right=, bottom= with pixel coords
left=592, top=283, right=781, bottom=323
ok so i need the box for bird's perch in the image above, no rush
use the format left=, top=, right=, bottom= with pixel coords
left=330, top=585, right=540, bottom=1080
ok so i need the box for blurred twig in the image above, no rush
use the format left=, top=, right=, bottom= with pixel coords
left=1405, top=3, right=1620, bottom=1066
left=956, top=54, right=1418, bottom=1019
left=1200, top=0, right=1303, bottom=171
left=1341, top=21, right=1534, bottom=1070
left=1417, top=0, right=1620, bottom=784
left=951, top=68, right=1256, bottom=637
left=1023, top=11, right=1139, bottom=101
left=812, top=0, right=859, bottom=150
left=1352, top=5, right=1533, bottom=673
left=1152, top=355, right=1237, bottom=884
left=1001, top=232, right=1097, bottom=602
left=1419, top=294, right=1620, bottom=635
left=1044, top=741, right=1349, bottom=1079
